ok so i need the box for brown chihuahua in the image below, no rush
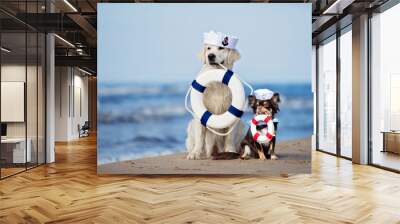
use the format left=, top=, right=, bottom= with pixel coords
left=240, top=92, right=280, bottom=160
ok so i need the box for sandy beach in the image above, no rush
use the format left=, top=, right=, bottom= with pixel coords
left=98, top=137, right=311, bottom=175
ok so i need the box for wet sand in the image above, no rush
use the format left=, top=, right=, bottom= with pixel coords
left=98, top=137, right=311, bottom=175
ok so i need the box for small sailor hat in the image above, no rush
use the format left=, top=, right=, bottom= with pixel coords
left=254, top=89, right=274, bottom=100
left=203, top=30, right=238, bottom=49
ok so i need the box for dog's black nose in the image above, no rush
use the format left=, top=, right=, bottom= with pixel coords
left=208, top=54, right=216, bottom=61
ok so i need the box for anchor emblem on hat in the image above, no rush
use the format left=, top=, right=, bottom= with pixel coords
left=222, top=36, right=229, bottom=46
left=204, top=31, right=238, bottom=49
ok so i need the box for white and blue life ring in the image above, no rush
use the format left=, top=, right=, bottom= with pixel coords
left=190, top=69, right=245, bottom=129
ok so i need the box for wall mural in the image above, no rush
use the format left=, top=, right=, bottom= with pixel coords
left=97, top=3, right=312, bottom=175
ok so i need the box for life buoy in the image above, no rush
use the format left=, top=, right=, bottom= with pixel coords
left=190, top=69, right=245, bottom=129
left=250, top=114, right=275, bottom=144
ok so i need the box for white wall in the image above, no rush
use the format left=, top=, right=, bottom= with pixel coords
left=1, top=65, right=26, bottom=143
left=55, top=66, right=69, bottom=141
left=1, top=65, right=26, bottom=131
left=1, top=63, right=46, bottom=164
left=71, top=73, right=89, bottom=138
left=1, top=65, right=39, bottom=138
left=55, top=67, right=89, bottom=141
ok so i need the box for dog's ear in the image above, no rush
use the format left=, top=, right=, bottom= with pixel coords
left=248, top=95, right=256, bottom=108
left=271, top=93, right=280, bottom=114
left=225, top=49, right=241, bottom=68
left=272, top=93, right=280, bottom=104
left=197, top=46, right=207, bottom=64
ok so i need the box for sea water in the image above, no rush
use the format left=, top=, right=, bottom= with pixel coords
left=98, top=82, right=313, bottom=165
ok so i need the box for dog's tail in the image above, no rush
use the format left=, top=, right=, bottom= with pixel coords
left=212, top=152, right=241, bottom=160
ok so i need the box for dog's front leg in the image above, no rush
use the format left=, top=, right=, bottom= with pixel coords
left=216, top=135, right=225, bottom=154
left=223, top=121, right=244, bottom=153
left=185, top=120, right=195, bottom=154
left=204, top=129, right=216, bottom=159
left=186, top=120, right=205, bottom=160
left=257, top=144, right=267, bottom=160
left=241, top=145, right=252, bottom=160
left=269, top=137, right=278, bottom=160
left=223, top=133, right=237, bottom=153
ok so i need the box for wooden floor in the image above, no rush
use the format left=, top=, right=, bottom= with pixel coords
left=1, top=167, right=26, bottom=178
left=1, top=135, right=400, bottom=224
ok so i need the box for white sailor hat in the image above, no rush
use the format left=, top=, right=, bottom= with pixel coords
left=203, top=31, right=238, bottom=50
left=254, top=89, right=274, bottom=100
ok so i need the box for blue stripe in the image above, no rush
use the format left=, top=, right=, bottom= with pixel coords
left=200, top=111, right=212, bottom=126
left=228, top=105, right=243, bottom=118
left=191, top=80, right=206, bottom=93
left=222, top=70, right=234, bottom=85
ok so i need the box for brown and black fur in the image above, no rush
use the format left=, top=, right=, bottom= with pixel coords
left=212, top=92, right=281, bottom=160
left=241, top=93, right=280, bottom=160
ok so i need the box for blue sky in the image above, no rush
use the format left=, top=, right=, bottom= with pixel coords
left=98, top=3, right=311, bottom=84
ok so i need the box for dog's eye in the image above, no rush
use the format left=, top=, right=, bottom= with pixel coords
left=207, top=47, right=211, bottom=50
left=218, top=47, right=224, bottom=50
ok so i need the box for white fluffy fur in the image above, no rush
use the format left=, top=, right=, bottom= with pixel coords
left=186, top=44, right=243, bottom=159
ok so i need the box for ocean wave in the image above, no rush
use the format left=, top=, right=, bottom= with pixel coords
left=278, top=123, right=313, bottom=130
left=132, top=135, right=181, bottom=144
left=99, top=134, right=182, bottom=148
left=99, top=105, right=188, bottom=124
left=99, top=84, right=314, bottom=110
left=99, top=85, right=187, bottom=97
left=280, top=96, right=313, bottom=109
left=98, top=98, right=314, bottom=124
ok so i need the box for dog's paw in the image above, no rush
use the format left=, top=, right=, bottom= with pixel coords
left=186, top=153, right=195, bottom=160
left=241, top=155, right=250, bottom=160
left=186, top=152, right=201, bottom=160
left=224, top=146, right=237, bottom=154
left=271, top=154, right=279, bottom=160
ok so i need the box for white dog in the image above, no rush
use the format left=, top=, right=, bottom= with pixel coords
left=186, top=41, right=245, bottom=160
